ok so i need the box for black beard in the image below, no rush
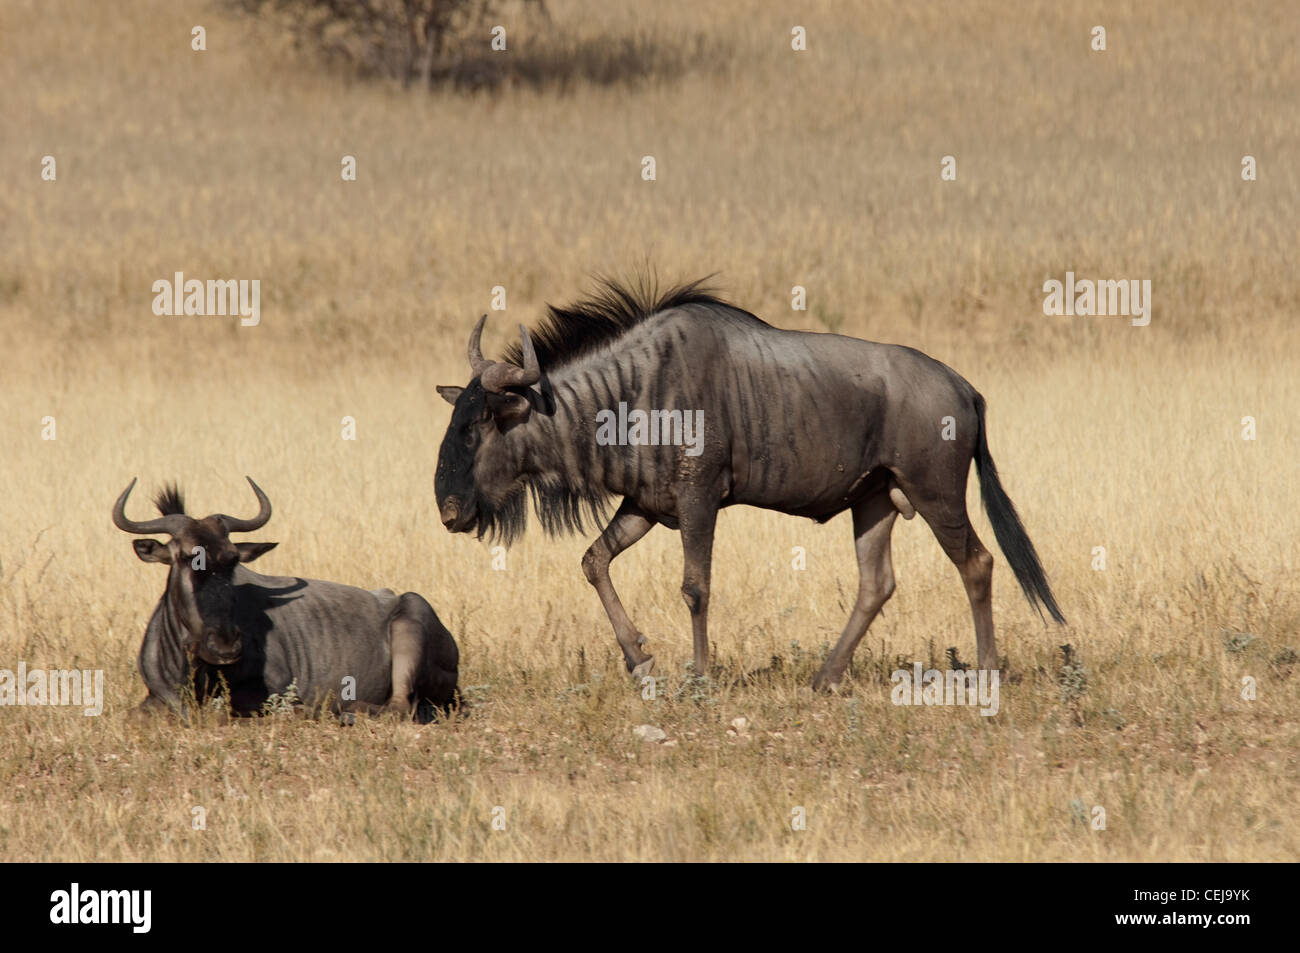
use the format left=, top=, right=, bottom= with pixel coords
left=473, top=487, right=528, bottom=547
left=472, top=475, right=613, bottom=547
left=527, top=474, right=611, bottom=539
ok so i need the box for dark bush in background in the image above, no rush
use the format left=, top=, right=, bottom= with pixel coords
left=227, top=0, right=712, bottom=91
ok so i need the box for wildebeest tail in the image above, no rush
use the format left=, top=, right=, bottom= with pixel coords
left=973, top=394, right=1066, bottom=624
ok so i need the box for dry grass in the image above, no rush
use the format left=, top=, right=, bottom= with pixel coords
left=0, top=0, right=1297, bottom=861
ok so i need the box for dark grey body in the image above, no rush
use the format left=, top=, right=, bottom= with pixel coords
left=138, top=565, right=459, bottom=721
left=437, top=284, right=1064, bottom=689
left=534, top=307, right=975, bottom=520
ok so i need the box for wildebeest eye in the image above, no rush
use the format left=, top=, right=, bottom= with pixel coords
left=464, top=430, right=478, bottom=449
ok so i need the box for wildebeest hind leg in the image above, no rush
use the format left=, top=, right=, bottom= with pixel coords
left=957, top=534, right=997, bottom=672
left=910, top=491, right=998, bottom=672
left=812, top=492, right=898, bottom=691
left=386, top=593, right=460, bottom=722
left=582, top=498, right=656, bottom=676
left=385, top=617, right=422, bottom=720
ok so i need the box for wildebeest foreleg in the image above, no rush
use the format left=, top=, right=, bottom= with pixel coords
left=582, top=498, right=656, bottom=676
left=812, top=492, right=899, bottom=691
left=130, top=693, right=176, bottom=721
left=677, top=496, right=718, bottom=675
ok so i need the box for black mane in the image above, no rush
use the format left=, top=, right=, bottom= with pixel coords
left=503, top=276, right=750, bottom=370
left=489, top=276, right=763, bottom=541
left=154, top=483, right=186, bottom=516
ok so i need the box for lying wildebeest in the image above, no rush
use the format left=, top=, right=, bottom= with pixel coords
left=114, top=477, right=459, bottom=721
left=435, top=278, right=1064, bottom=690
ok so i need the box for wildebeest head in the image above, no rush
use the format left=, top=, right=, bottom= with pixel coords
left=113, top=477, right=277, bottom=665
left=435, top=315, right=540, bottom=541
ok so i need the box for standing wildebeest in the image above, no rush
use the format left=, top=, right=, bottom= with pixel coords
left=114, top=477, right=459, bottom=721
left=435, top=279, right=1064, bottom=689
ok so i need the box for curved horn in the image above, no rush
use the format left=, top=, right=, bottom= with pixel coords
left=112, top=478, right=190, bottom=536
left=216, top=477, right=272, bottom=533
left=517, top=324, right=540, bottom=381
left=467, top=314, right=491, bottom=377
left=480, top=325, right=541, bottom=393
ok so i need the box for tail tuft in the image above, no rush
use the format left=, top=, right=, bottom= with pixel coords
left=973, top=395, right=1066, bottom=624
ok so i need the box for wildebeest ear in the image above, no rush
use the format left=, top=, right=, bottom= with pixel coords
left=132, top=539, right=172, bottom=564
left=487, top=391, right=531, bottom=423
left=436, top=385, right=464, bottom=405
left=235, top=542, right=278, bottom=563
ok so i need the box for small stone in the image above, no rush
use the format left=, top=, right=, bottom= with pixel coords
left=730, top=717, right=749, bottom=733
left=633, top=724, right=667, bottom=743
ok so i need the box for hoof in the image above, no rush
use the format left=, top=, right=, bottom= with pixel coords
left=811, top=672, right=841, bottom=693
left=631, top=656, right=656, bottom=679
left=129, top=700, right=170, bottom=723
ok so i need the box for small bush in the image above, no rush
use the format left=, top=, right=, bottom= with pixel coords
left=226, top=0, right=708, bottom=91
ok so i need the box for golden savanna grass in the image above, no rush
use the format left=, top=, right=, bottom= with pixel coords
left=0, top=0, right=1297, bottom=861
